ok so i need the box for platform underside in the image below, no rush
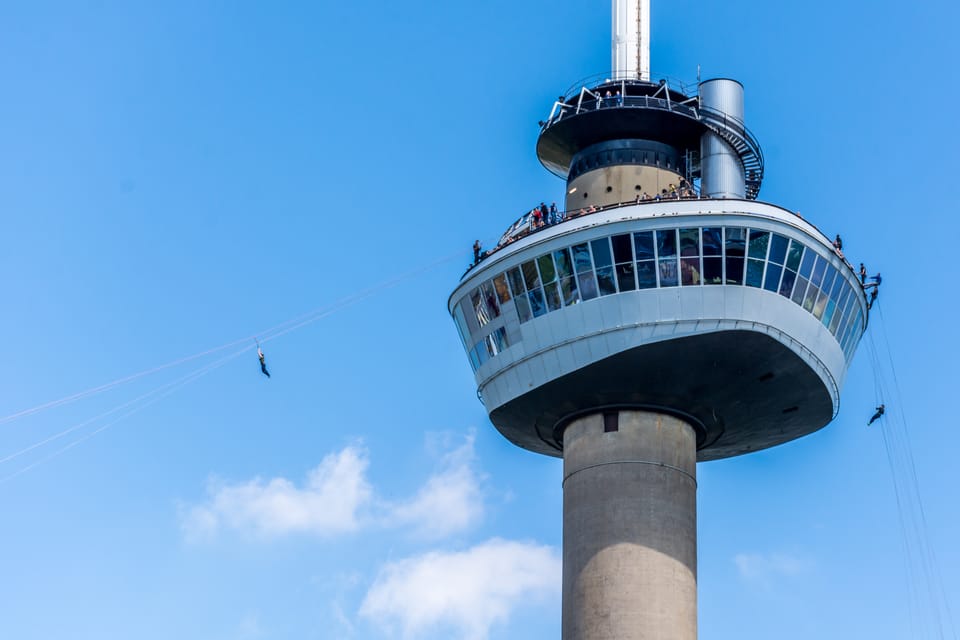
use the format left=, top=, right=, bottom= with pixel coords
left=488, top=330, right=834, bottom=461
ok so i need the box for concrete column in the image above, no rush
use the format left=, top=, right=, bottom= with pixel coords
left=562, top=410, right=697, bottom=640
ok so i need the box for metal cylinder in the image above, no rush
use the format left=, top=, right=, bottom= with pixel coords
left=699, top=78, right=745, bottom=199
left=562, top=410, right=697, bottom=640
left=612, top=0, right=650, bottom=81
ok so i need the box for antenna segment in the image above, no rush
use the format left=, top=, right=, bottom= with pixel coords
left=612, top=0, right=650, bottom=80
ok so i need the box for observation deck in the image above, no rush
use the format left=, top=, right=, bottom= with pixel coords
left=450, top=199, right=867, bottom=461
left=537, top=74, right=764, bottom=199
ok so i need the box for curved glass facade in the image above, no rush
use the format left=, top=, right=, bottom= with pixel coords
left=454, top=226, right=865, bottom=371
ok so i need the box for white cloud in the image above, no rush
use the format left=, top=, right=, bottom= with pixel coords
left=734, top=551, right=809, bottom=585
left=359, top=538, right=561, bottom=640
left=386, top=434, right=484, bottom=539
left=181, top=446, right=373, bottom=541
left=180, top=434, right=486, bottom=542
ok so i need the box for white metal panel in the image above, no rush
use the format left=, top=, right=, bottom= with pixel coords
left=612, top=0, right=650, bottom=80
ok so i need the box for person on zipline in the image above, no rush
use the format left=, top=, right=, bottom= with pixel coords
left=868, top=404, right=885, bottom=425
left=258, top=346, right=271, bottom=378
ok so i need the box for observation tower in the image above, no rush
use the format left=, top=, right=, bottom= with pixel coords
left=448, top=1, right=867, bottom=638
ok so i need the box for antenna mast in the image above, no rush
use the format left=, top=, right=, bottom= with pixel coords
left=612, top=0, right=650, bottom=80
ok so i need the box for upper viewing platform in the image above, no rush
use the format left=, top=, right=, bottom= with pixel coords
left=536, top=73, right=764, bottom=200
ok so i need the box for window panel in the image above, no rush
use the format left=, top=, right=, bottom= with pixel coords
left=779, top=269, right=797, bottom=298
left=617, top=262, right=637, bottom=291
left=468, top=345, right=481, bottom=371
left=830, top=270, right=846, bottom=301
left=659, top=258, right=679, bottom=287
left=572, top=243, right=593, bottom=273
left=537, top=254, right=557, bottom=284
left=578, top=271, right=599, bottom=300
left=553, top=248, right=574, bottom=279
left=453, top=304, right=470, bottom=349
left=785, top=241, right=804, bottom=271
left=703, top=256, right=723, bottom=284
left=544, top=281, right=562, bottom=311
left=612, top=234, right=633, bottom=264
left=724, top=228, right=746, bottom=284
left=679, top=228, right=700, bottom=255
left=681, top=257, right=701, bottom=285
left=746, top=258, right=765, bottom=287
left=657, top=229, right=677, bottom=257
left=474, top=340, right=489, bottom=365
left=633, top=231, right=655, bottom=260
left=591, top=238, right=613, bottom=267
left=493, top=274, right=511, bottom=303
left=597, top=266, right=617, bottom=295
left=823, top=299, right=837, bottom=327
left=522, top=260, right=540, bottom=290
left=480, top=281, right=500, bottom=319
left=792, top=276, right=809, bottom=305
left=802, top=282, right=818, bottom=312
left=768, top=234, right=789, bottom=265
left=820, top=267, right=837, bottom=297
left=763, top=264, right=783, bottom=292
left=813, top=289, right=829, bottom=319
left=560, top=275, right=580, bottom=306
left=702, top=228, right=723, bottom=256
left=748, top=230, right=770, bottom=259
left=471, top=290, right=491, bottom=327
left=799, top=249, right=816, bottom=278
left=636, top=261, right=657, bottom=288
left=810, top=256, right=827, bottom=287
left=515, top=292, right=532, bottom=323
left=507, top=267, right=526, bottom=296
left=459, top=297, right=480, bottom=333
left=528, top=288, right=546, bottom=317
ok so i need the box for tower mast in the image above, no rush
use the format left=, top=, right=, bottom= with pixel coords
left=612, top=0, right=650, bottom=80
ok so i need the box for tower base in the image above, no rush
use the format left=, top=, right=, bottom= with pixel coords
left=562, top=409, right=697, bottom=640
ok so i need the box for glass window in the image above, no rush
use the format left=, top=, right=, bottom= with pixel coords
left=459, top=297, right=480, bottom=333
left=798, top=249, right=816, bottom=278
left=768, top=234, right=789, bottom=265
left=748, top=230, right=770, bottom=259
left=633, top=231, right=655, bottom=260
left=679, top=228, right=700, bottom=286
left=657, top=229, right=677, bottom=257
left=612, top=234, right=633, bottom=264
left=578, top=271, right=599, bottom=300
left=471, top=290, right=491, bottom=327
left=813, top=289, right=829, bottom=319
left=538, top=254, right=557, bottom=284
left=636, top=260, right=657, bottom=289
left=554, top=248, right=574, bottom=279
left=617, top=262, right=637, bottom=291
left=745, top=258, right=765, bottom=287
left=791, top=276, right=809, bottom=305
left=702, top=228, right=723, bottom=256
left=515, top=292, right=532, bottom=323
left=829, top=270, right=846, bottom=301
left=572, top=243, right=593, bottom=273
left=724, top=227, right=746, bottom=285
left=785, top=241, right=804, bottom=271
left=468, top=345, right=480, bottom=371
left=597, top=266, right=617, bottom=295
left=591, top=238, right=613, bottom=267
left=528, top=288, right=546, bottom=317
left=763, top=264, right=783, bottom=292
left=779, top=269, right=797, bottom=298
left=507, top=267, right=526, bottom=297
left=544, top=281, right=562, bottom=311
left=493, top=274, right=511, bottom=303
left=820, top=267, right=837, bottom=297
left=703, top=256, right=722, bottom=284
left=802, top=280, right=818, bottom=312
left=474, top=340, right=489, bottom=366
left=453, top=304, right=470, bottom=349
left=822, top=298, right=837, bottom=328
left=560, top=275, right=580, bottom=306
left=522, top=260, right=540, bottom=291
left=659, top=258, right=678, bottom=287
left=810, top=255, right=827, bottom=288
left=480, top=281, right=500, bottom=319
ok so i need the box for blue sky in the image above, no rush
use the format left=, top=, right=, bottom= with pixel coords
left=0, top=1, right=957, bottom=638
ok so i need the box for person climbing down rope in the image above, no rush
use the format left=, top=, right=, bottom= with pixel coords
left=868, top=404, right=885, bottom=425
left=258, top=346, right=271, bottom=378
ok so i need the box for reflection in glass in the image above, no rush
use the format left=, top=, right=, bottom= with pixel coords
left=591, top=238, right=613, bottom=267
left=768, top=234, right=789, bottom=265
left=681, top=257, right=700, bottom=285
left=659, top=258, right=678, bottom=287
left=679, top=228, right=700, bottom=255
left=703, top=256, right=722, bottom=284
left=538, top=254, right=557, bottom=284
left=813, top=290, right=828, bottom=319
left=779, top=269, right=797, bottom=298
left=560, top=275, right=580, bottom=306
left=799, top=250, right=815, bottom=278
left=493, top=274, right=511, bottom=303
left=748, top=230, right=770, bottom=259
left=802, top=282, right=818, bottom=312
left=657, top=229, right=677, bottom=257
left=746, top=258, right=764, bottom=287
left=822, top=299, right=836, bottom=327
left=785, top=241, right=804, bottom=271
left=480, top=281, right=500, bottom=319
left=820, top=267, right=836, bottom=298
left=572, top=243, right=593, bottom=273
left=528, top=288, right=546, bottom=317
left=617, top=262, right=636, bottom=291
left=507, top=267, right=525, bottom=297
left=792, top=276, right=809, bottom=305
left=453, top=304, right=470, bottom=349
left=578, top=271, right=599, bottom=300
left=553, top=248, right=574, bottom=279
left=636, top=261, right=657, bottom=288
left=471, top=291, right=491, bottom=326
left=522, top=261, right=540, bottom=290
left=515, top=293, right=532, bottom=323
left=544, top=282, right=562, bottom=311
left=597, top=266, right=617, bottom=295
left=724, top=227, right=746, bottom=285
left=810, top=256, right=827, bottom=287
left=633, top=231, right=655, bottom=260
left=763, top=263, right=782, bottom=292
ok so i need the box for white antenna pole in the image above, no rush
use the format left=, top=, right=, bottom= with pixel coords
left=612, top=0, right=650, bottom=81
